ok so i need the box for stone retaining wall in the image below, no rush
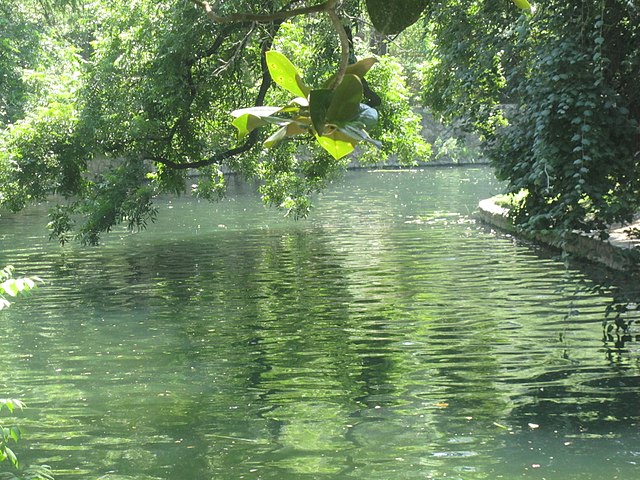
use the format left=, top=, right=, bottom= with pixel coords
left=476, top=198, right=640, bottom=273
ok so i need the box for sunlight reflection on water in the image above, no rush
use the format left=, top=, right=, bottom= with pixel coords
left=1, top=167, right=639, bottom=479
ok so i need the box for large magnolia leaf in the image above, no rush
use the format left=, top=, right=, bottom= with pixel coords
left=309, top=89, right=333, bottom=135
left=337, top=123, right=382, bottom=149
left=232, top=114, right=267, bottom=141
left=365, top=0, right=428, bottom=35
left=324, top=58, right=378, bottom=88
left=512, top=0, right=532, bottom=11
left=263, top=118, right=311, bottom=148
left=231, top=106, right=288, bottom=140
left=231, top=106, right=283, bottom=118
left=346, top=58, right=378, bottom=79
left=355, top=104, right=378, bottom=129
left=265, top=51, right=310, bottom=98
left=264, top=126, right=289, bottom=148
left=316, top=131, right=356, bottom=160
left=326, top=74, right=363, bottom=124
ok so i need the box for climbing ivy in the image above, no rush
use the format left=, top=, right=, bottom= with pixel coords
left=423, top=0, right=640, bottom=236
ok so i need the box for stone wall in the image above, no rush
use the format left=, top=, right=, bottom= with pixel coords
left=476, top=198, right=640, bottom=273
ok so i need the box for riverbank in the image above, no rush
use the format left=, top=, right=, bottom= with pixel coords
left=477, top=196, right=640, bottom=273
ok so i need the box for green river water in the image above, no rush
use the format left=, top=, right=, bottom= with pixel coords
left=1, top=166, right=639, bottom=479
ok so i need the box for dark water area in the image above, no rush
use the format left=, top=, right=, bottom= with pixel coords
left=1, top=166, right=639, bottom=479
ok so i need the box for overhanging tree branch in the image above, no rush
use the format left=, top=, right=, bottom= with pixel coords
left=191, top=0, right=350, bottom=89
left=152, top=16, right=282, bottom=171
left=190, top=0, right=332, bottom=24
left=154, top=0, right=352, bottom=171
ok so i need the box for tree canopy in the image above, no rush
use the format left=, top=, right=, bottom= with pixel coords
left=0, top=0, right=638, bottom=244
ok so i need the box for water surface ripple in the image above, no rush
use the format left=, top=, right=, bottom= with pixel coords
left=1, top=167, right=639, bottom=479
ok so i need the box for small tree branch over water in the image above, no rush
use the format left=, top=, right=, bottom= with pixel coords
left=190, top=0, right=351, bottom=89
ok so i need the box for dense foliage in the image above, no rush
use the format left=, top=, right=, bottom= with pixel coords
left=423, top=0, right=640, bottom=237
left=1, top=0, right=637, bottom=243
left=0, top=0, right=430, bottom=244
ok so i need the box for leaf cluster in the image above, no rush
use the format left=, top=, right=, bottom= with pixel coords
left=0, top=399, right=53, bottom=479
left=232, top=51, right=380, bottom=160
left=0, top=266, right=42, bottom=311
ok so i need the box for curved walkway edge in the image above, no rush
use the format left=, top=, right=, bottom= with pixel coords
left=476, top=197, right=640, bottom=273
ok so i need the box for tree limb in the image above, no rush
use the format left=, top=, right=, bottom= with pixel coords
left=326, top=6, right=350, bottom=89
left=155, top=1, right=351, bottom=171
left=152, top=20, right=281, bottom=171
left=191, top=0, right=332, bottom=24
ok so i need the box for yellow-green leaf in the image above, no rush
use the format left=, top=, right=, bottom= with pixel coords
left=316, top=132, right=356, bottom=160
left=264, top=126, right=289, bottom=148
left=230, top=106, right=285, bottom=141
left=263, top=118, right=310, bottom=148
left=285, top=118, right=310, bottom=136
left=266, top=51, right=310, bottom=98
left=346, top=58, right=378, bottom=79
left=232, top=114, right=267, bottom=141
left=324, top=58, right=378, bottom=88
left=512, top=0, right=532, bottom=11
left=5, top=446, right=18, bottom=468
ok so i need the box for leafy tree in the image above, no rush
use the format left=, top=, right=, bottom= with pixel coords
left=0, top=0, right=432, bottom=244
left=0, top=3, right=41, bottom=125
left=423, top=0, right=640, bottom=237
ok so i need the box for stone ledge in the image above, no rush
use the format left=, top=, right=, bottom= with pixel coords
left=476, top=197, right=640, bottom=273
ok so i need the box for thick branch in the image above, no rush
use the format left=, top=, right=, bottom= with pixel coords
left=152, top=23, right=279, bottom=171
left=326, top=7, right=350, bottom=89
left=151, top=138, right=257, bottom=170
left=155, top=1, right=351, bottom=171
left=191, top=0, right=331, bottom=23
left=191, top=0, right=348, bottom=88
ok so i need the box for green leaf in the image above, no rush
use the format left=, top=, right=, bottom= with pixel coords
left=263, top=117, right=311, bottom=148
left=9, top=426, right=21, bottom=443
left=355, top=104, right=379, bottom=129
left=0, top=399, right=25, bottom=413
left=326, top=74, right=363, bottom=125
left=264, top=126, right=289, bottom=148
left=231, top=106, right=283, bottom=118
left=1, top=280, right=19, bottom=297
left=281, top=97, right=309, bottom=111
left=5, top=445, right=18, bottom=468
left=346, top=58, right=378, bottom=79
left=309, top=89, right=334, bottom=135
left=265, top=51, right=310, bottom=98
left=316, top=131, right=356, bottom=160
left=336, top=123, right=382, bottom=149
left=324, top=58, right=378, bottom=88
left=231, top=114, right=268, bottom=141
left=365, top=0, right=428, bottom=35
left=512, top=0, right=532, bottom=11
left=231, top=106, right=294, bottom=141
left=285, top=117, right=311, bottom=136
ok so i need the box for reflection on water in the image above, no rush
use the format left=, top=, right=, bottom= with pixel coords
left=1, top=167, right=639, bottom=479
